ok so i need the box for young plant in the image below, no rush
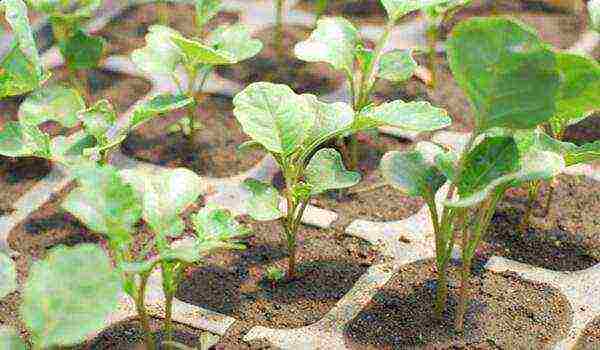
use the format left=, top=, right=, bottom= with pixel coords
left=27, top=0, right=107, bottom=102
left=0, top=244, right=121, bottom=350
left=131, top=0, right=262, bottom=142
left=234, top=81, right=450, bottom=279
left=265, top=265, right=285, bottom=287
left=380, top=17, right=565, bottom=330
left=294, top=0, right=451, bottom=167
left=63, top=164, right=249, bottom=349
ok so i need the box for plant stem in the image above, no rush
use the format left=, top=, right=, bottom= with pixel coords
left=520, top=180, right=540, bottom=234
left=136, top=273, right=155, bottom=350
left=164, top=290, right=174, bottom=345
left=427, top=24, right=438, bottom=90
left=157, top=1, right=170, bottom=25
left=275, top=0, right=285, bottom=63
left=543, top=178, right=557, bottom=216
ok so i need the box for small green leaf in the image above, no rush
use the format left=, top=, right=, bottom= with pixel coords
left=62, top=165, right=142, bottom=245
left=380, top=142, right=446, bottom=198
left=18, top=85, right=85, bottom=128
left=378, top=49, right=417, bottom=83
left=423, top=0, right=471, bottom=23
left=131, top=25, right=183, bottom=76
left=192, top=204, right=251, bottom=244
left=243, top=178, right=283, bottom=221
left=355, top=45, right=374, bottom=76
left=130, top=93, right=194, bottom=130
left=5, top=0, right=43, bottom=78
left=0, top=253, right=17, bottom=299
left=590, top=0, right=600, bottom=31
left=160, top=242, right=202, bottom=264
left=209, top=24, right=263, bottom=63
left=380, top=0, right=449, bottom=21
left=0, top=121, right=33, bottom=157
left=170, top=34, right=235, bottom=66
left=358, top=100, right=450, bottom=132
left=195, top=0, right=221, bottom=28
left=515, top=129, right=600, bottom=167
left=294, top=17, right=359, bottom=76
left=305, top=148, right=361, bottom=194
left=0, top=327, right=26, bottom=350
left=27, top=0, right=101, bottom=17
left=447, top=17, right=559, bottom=130
left=233, top=82, right=315, bottom=156
left=21, top=244, right=120, bottom=348
left=118, top=260, right=156, bottom=275
left=0, top=46, right=44, bottom=98
left=303, top=95, right=354, bottom=146
left=59, top=29, right=106, bottom=70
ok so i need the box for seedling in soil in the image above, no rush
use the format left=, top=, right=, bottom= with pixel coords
left=234, top=81, right=450, bottom=279
left=26, top=0, right=107, bottom=102
left=0, top=244, right=121, bottom=349
left=381, top=17, right=565, bottom=331
left=63, top=164, right=249, bottom=349
left=294, top=0, right=450, bottom=168
left=266, top=265, right=285, bottom=287
left=131, top=0, right=262, bottom=142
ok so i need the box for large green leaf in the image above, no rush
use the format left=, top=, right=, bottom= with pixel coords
left=170, top=34, right=235, bottom=66
left=377, top=49, right=418, bottom=83
left=192, top=205, right=250, bottom=252
left=305, top=148, right=361, bottom=194
left=5, top=0, right=42, bottom=77
left=120, top=167, right=201, bottom=238
left=130, top=93, right=194, bottom=130
left=590, top=0, right=600, bottom=31
left=515, top=129, right=600, bottom=167
left=18, top=85, right=85, bottom=128
left=303, top=95, right=354, bottom=146
left=242, top=179, right=283, bottom=221
left=62, top=165, right=142, bottom=245
left=209, top=24, right=263, bottom=63
left=0, top=253, right=17, bottom=299
left=447, top=17, right=559, bottom=130
left=59, top=29, right=106, bottom=70
left=195, top=0, right=221, bottom=28
left=380, top=142, right=446, bottom=198
left=233, top=82, right=315, bottom=156
left=549, top=53, right=600, bottom=136
left=380, top=0, right=449, bottom=21
left=357, top=100, right=450, bottom=132
left=294, top=17, right=359, bottom=76
left=21, top=244, right=120, bottom=348
left=131, top=25, right=183, bottom=76
left=0, top=327, right=26, bottom=350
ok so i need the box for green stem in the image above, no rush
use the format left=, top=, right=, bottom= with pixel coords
left=164, top=290, right=174, bottom=345
left=521, top=180, right=541, bottom=234
left=157, top=1, right=170, bottom=25
left=136, top=273, right=155, bottom=350
left=427, top=24, right=438, bottom=90
left=275, top=0, right=285, bottom=63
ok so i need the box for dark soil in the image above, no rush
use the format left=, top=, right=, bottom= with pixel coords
left=478, top=175, right=600, bottom=272
left=295, top=0, right=387, bottom=24
left=564, top=112, right=600, bottom=145
left=121, top=94, right=265, bottom=177
left=0, top=157, right=52, bottom=215
left=176, top=219, right=381, bottom=332
left=215, top=25, right=345, bottom=95
left=344, top=259, right=572, bottom=349
left=576, top=316, right=600, bottom=350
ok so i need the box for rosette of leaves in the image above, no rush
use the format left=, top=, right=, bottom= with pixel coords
left=234, top=81, right=450, bottom=279
left=63, top=164, right=249, bottom=349
left=0, top=0, right=48, bottom=98
left=131, top=0, right=262, bottom=141
left=380, top=17, right=564, bottom=330
left=0, top=244, right=121, bottom=349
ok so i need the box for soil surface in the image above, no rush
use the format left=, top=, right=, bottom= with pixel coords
left=295, top=0, right=387, bottom=24
left=176, top=219, right=381, bottom=331
left=344, top=259, right=572, bottom=349
left=478, top=175, right=600, bottom=272
left=576, top=316, right=600, bottom=350
left=121, top=94, right=265, bottom=177
left=0, top=157, right=52, bottom=215
left=215, top=25, right=345, bottom=95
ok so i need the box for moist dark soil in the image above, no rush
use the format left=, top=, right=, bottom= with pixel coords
left=564, top=112, right=600, bottom=145
left=215, top=25, right=345, bottom=95
left=121, top=94, right=265, bottom=177
left=0, top=157, right=52, bottom=215
left=176, top=219, right=381, bottom=333
left=97, top=3, right=240, bottom=56
left=295, top=0, right=387, bottom=24
left=344, top=259, right=572, bottom=349
left=576, top=316, right=600, bottom=350
left=478, top=175, right=600, bottom=272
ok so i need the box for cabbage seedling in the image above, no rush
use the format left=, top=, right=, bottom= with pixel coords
left=381, top=17, right=565, bottom=330
left=131, top=0, right=262, bottom=142
left=63, top=164, right=249, bottom=349
left=234, top=81, right=450, bottom=279
left=0, top=244, right=121, bottom=349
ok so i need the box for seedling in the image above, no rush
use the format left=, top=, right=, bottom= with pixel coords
left=234, top=81, right=450, bottom=279
left=26, top=0, right=107, bottom=102
left=381, top=18, right=565, bottom=330
left=63, top=164, right=249, bottom=349
left=294, top=0, right=452, bottom=167
left=131, top=0, right=262, bottom=142
left=266, top=265, right=285, bottom=287
left=0, top=244, right=121, bottom=350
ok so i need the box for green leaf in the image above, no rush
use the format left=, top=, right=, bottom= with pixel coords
left=377, top=49, right=417, bottom=83
left=192, top=204, right=251, bottom=246
left=294, top=17, right=359, bottom=76
left=0, top=253, right=17, bottom=299
left=305, top=148, right=361, bottom=194
left=18, top=85, right=85, bottom=128
left=119, top=167, right=201, bottom=238
left=119, top=260, right=156, bottom=275
left=447, top=17, right=559, bottom=130
left=0, top=327, right=26, bottom=350
left=62, top=165, right=142, bottom=245
left=549, top=53, right=600, bottom=136
left=209, top=24, right=263, bottom=63
left=358, top=100, right=450, bottom=132
left=0, top=121, right=33, bottom=157
left=195, top=0, right=221, bottom=28
left=0, top=46, right=44, bottom=98
left=233, top=82, right=315, bottom=156
left=380, top=142, right=446, bottom=198
left=243, top=178, right=283, bottom=221
left=380, top=0, right=449, bottom=21
left=131, top=25, right=183, bottom=76
left=170, top=34, right=235, bottom=66
left=590, top=0, right=600, bottom=31
left=77, top=99, right=117, bottom=141
left=160, top=242, right=202, bottom=264
left=5, top=0, right=42, bottom=78
left=423, top=0, right=471, bottom=23
left=303, top=95, right=354, bottom=146
left=515, top=129, right=600, bottom=167
left=130, top=93, right=194, bottom=130
left=59, top=29, right=106, bottom=70
left=21, top=244, right=120, bottom=348
left=27, top=0, right=101, bottom=17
